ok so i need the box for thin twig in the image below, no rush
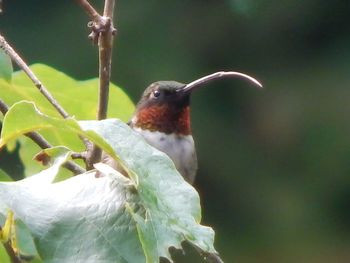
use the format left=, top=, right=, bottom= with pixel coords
left=77, top=0, right=116, bottom=169
left=71, top=152, right=87, bottom=160
left=75, top=0, right=101, bottom=20
left=0, top=34, right=69, bottom=119
left=0, top=100, right=85, bottom=175
left=62, top=161, right=85, bottom=175
left=75, top=0, right=115, bottom=44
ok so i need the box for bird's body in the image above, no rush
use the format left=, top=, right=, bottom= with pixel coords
left=131, top=127, right=197, bottom=183
left=128, top=81, right=198, bottom=183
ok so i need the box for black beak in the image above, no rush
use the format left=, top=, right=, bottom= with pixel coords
left=178, top=71, right=263, bottom=94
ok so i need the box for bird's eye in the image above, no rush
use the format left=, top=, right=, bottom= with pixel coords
left=152, top=90, right=161, bottom=98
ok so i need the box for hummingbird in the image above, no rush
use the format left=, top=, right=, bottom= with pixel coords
left=104, top=71, right=262, bottom=184
left=126, top=71, right=262, bottom=184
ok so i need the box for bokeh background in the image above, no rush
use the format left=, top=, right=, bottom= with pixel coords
left=1, top=1, right=350, bottom=262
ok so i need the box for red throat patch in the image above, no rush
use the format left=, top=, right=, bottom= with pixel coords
left=135, top=105, right=191, bottom=135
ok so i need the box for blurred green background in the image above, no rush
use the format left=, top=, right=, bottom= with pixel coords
left=1, top=0, right=350, bottom=262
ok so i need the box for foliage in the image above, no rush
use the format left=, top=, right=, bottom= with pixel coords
left=0, top=53, right=217, bottom=262
left=0, top=63, right=134, bottom=177
left=0, top=50, right=12, bottom=82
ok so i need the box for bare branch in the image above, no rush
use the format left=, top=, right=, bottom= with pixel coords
left=75, top=0, right=101, bottom=21
left=75, top=0, right=116, bottom=44
left=62, top=160, right=86, bottom=175
left=0, top=34, right=69, bottom=119
left=0, top=100, right=85, bottom=175
left=71, top=152, right=87, bottom=160
left=77, top=0, right=116, bottom=169
left=103, top=0, right=115, bottom=18
left=98, top=0, right=116, bottom=120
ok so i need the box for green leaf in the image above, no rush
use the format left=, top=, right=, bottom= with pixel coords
left=0, top=101, right=85, bottom=176
left=0, top=102, right=217, bottom=263
left=0, top=50, right=12, bottom=82
left=0, top=245, right=10, bottom=263
left=0, top=63, right=135, bottom=176
left=0, top=101, right=114, bottom=158
left=0, top=169, right=12, bottom=182
left=7, top=63, right=135, bottom=120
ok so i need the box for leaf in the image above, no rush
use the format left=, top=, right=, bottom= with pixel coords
left=0, top=245, right=10, bottom=263
left=0, top=101, right=85, bottom=177
left=0, top=101, right=114, bottom=157
left=0, top=50, right=12, bottom=82
left=0, top=102, right=217, bottom=263
left=0, top=169, right=12, bottom=182
left=0, top=168, right=145, bottom=262
left=7, top=63, right=135, bottom=120
left=0, top=63, right=135, bottom=176
left=78, top=120, right=217, bottom=259
left=16, top=219, right=39, bottom=260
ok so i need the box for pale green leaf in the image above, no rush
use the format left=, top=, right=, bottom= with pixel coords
left=0, top=165, right=145, bottom=263
left=0, top=102, right=217, bottom=263
left=0, top=149, right=70, bottom=261
left=78, top=119, right=216, bottom=259
left=16, top=219, right=38, bottom=259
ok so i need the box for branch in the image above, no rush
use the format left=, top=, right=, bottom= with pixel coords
left=77, top=0, right=116, bottom=169
left=0, top=34, right=69, bottom=119
left=75, top=0, right=101, bottom=21
left=0, top=32, right=91, bottom=167
left=98, top=0, right=116, bottom=121
left=0, top=100, right=85, bottom=175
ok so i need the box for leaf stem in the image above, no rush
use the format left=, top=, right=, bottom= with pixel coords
left=0, top=99, right=85, bottom=175
left=0, top=34, right=69, bottom=119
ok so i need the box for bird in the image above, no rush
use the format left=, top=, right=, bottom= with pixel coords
left=107, top=71, right=262, bottom=184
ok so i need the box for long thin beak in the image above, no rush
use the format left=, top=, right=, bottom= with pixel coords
left=180, top=71, right=263, bottom=93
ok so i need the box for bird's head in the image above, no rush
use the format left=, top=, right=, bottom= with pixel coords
left=130, top=71, right=262, bottom=135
